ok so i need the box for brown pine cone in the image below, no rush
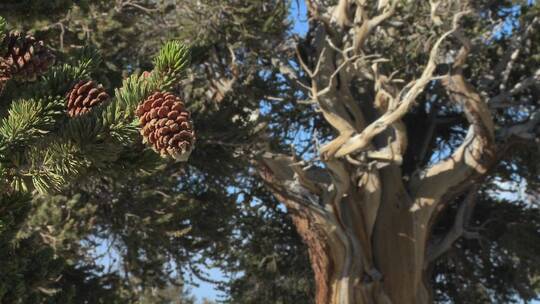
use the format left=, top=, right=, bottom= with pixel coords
left=66, top=80, right=110, bottom=117
left=0, top=31, right=55, bottom=82
left=136, top=92, right=195, bottom=161
left=0, top=60, right=11, bottom=94
left=0, top=60, right=10, bottom=84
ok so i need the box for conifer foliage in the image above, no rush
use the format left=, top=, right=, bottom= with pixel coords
left=0, top=15, right=193, bottom=302
left=0, top=16, right=192, bottom=194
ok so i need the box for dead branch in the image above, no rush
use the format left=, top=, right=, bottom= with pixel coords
left=333, top=11, right=471, bottom=158
left=425, top=188, right=478, bottom=265
left=352, top=0, right=398, bottom=51
left=483, top=16, right=539, bottom=91
left=205, top=46, right=239, bottom=103
left=498, top=109, right=540, bottom=140
left=489, top=68, right=540, bottom=107
left=409, top=31, right=495, bottom=215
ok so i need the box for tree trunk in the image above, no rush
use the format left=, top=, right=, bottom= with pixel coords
left=298, top=194, right=434, bottom=304
left=257, top=2, right=496, bottom=303
left=260, top=161, right=436, bottom=304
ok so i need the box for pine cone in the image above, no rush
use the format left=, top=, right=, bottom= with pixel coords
left=66, top=80, right=110, bottom=117
left=0, top=31, right=55, bottom=82
left=136, top=92, right=195, bottom=161
left=0, top=67, right=11, bottom=94
left=0, top=61, right=10, bottom=84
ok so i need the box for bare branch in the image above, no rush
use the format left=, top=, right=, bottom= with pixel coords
left=316, top=52, right=363, bottom=97
left=425, top=188, right=478, bottom=265
left=489, top=68, right=540, bottom=107
left=258, top=152, right=330, bottom=214
left=429, top=0, right=443, bottom=25
left=409, top=66, right=495, bottom=213
left=205, top=45, right=239, bottom=103
left=331, top=0, right=352, bottom=28
left=296, top=46, right=327, bottom=78
left=333, top=11, right=471, bottom=158
left=483, top=16, right=539, bottom=90
left=498, top=109, right=540, bottom=140
left=353, top=0, right=398, bottom=51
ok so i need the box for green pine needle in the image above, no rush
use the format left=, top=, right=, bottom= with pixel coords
left=152, top=40, right=190, bottom=91
left=154, top=40, right=190, bottom=76
left=25, top=141, right=88, bottom=194
left=0, top=97, right=63, bottom=145
left=35, top=64, right=93, bottom=97
left=113, top=73, right=151, bottom=120
left=113, top=41, right=190, bottom=121
left=71, top=45, right=103, bottom=73
left=0, top=39, right=191, bottom=194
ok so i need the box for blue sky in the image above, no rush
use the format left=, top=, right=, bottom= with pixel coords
left=291, top=0, right=309, bottom=36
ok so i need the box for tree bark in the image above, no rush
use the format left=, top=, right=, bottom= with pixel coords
left=259, top=157, right=435, bottom=304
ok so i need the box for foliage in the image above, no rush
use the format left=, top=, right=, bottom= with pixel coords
left=1, top=0, right=539, bottom=303
left=223, top=189, right=315, bottom=304
left=0, top=12, right=197, bottom=302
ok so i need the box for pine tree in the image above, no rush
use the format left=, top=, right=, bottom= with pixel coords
left=256, top=1, right=540, bottom=303
left=3, top=1, right=540, bottom=303
left=0, top=15, right=194, bottom=302
left=2, top=1, right=292, bottom=302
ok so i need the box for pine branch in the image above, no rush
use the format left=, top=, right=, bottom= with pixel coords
left=30, top=62, right=94, bottom=98
left=113, top=73, right=152, bottom=120
left=0, top=96, right=63, bottom=146
left=113, top=41, right=190, bottom=118
left=69, top=46, right=103, bottom=73
left=0, top=192, right=31, bottom=237
left=25, top=141, right=87, bottom=193
left=1, top=35, right=191, bottom=194
left=152, top=40, right=190, bottom=91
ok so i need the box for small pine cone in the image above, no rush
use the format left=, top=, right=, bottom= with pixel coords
left=1, top=48, right=14, bottom=89
left=0, top=31, right=55, bottom=82
left=136, top=92, right=195, bottom=161
left=66, top=80, right=110, bottom=117
left=0, top=76, right=7, bottom=94
left=0, top=61, right=11, bottom=84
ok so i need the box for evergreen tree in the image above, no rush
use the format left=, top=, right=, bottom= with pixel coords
left=0, top=13, right=196, bottom=302
left=255, top=1, right=540, bottom=303
left=2, top=1, right=540, bottom=304
left=2, top=1, right=308, bottom=302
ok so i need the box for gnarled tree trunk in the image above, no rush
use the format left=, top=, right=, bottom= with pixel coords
left=257, top=1, right=497, bottom=303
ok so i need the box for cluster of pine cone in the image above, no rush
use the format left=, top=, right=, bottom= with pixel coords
left=0, top=29, right=194, bottom=161
left=0, top=30, right=110, bottom=117
left=0, top=31, right=54, bottom=86
left=65, top=82, right=195, bottom=161
left=65, top=72, right=195, bottom=160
